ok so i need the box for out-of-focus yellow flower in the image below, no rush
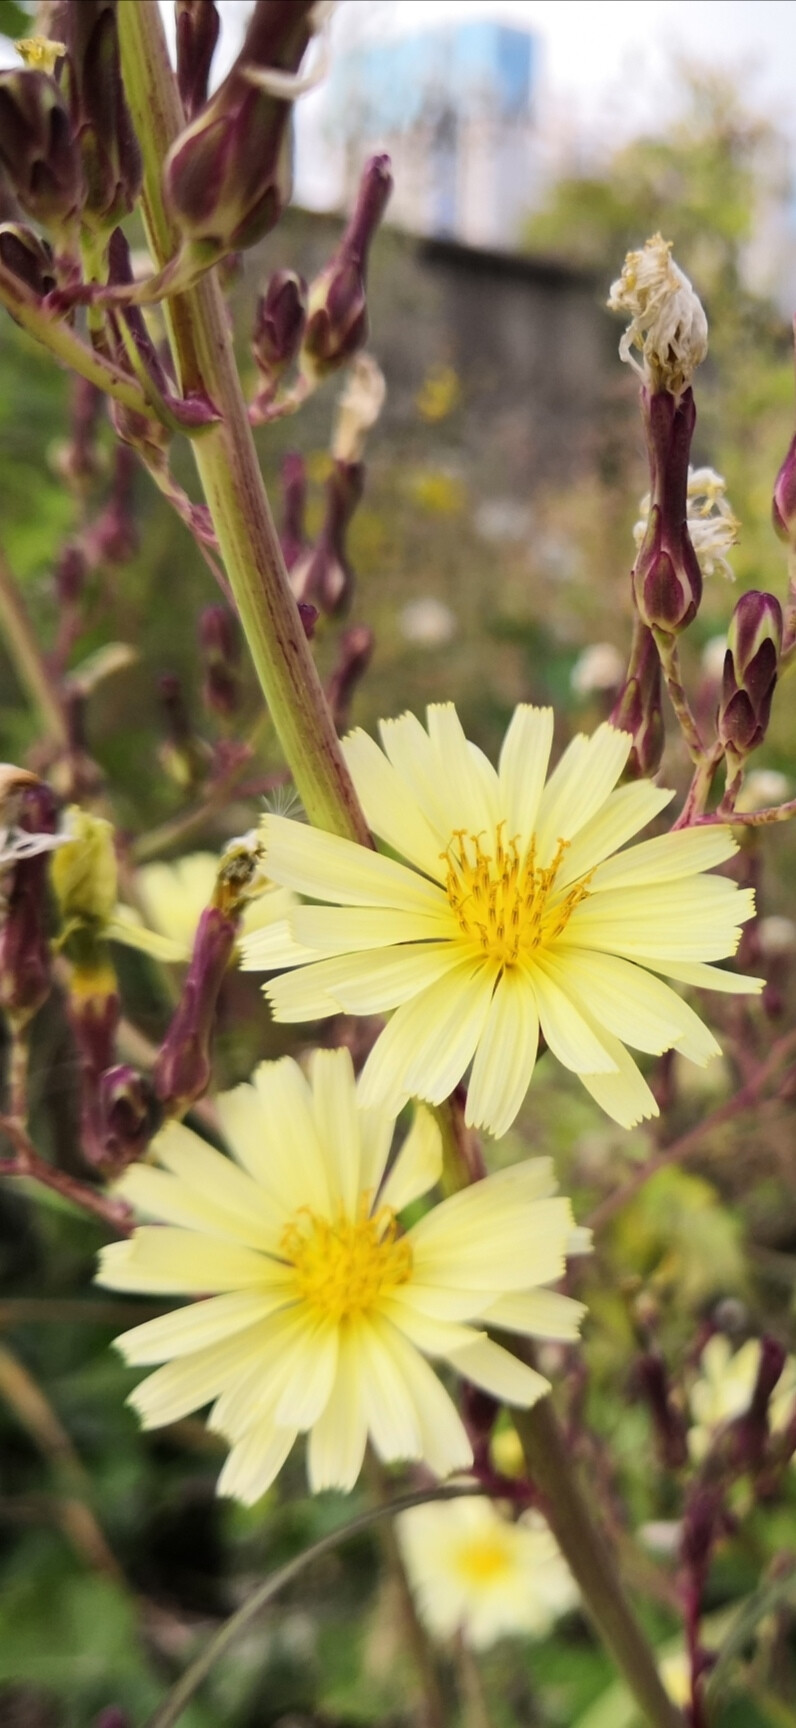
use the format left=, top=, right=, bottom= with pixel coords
left=98, top=1048, right=586, bottom=1504
left=243, top=704, right=761, bottom=1137
left=134, top=850, right=296, bottom=962
left=688, top=1334, right=796, bottom=1464
left=398, top=1498, right=577, bottom=1649
left=415, top=364, right=461, bottom=423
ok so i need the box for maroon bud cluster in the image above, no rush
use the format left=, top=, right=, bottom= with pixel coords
left=0, top=68, right=83, bottom=233
left=175, top=0, right=221, bottom=120
left=252, top=267, right=307, bottom=385
left=99, top=1063, right=162, bottom=1172
left=57, top=0, right=142, bottom=235
left=0, top=222, right=56, bottom=298
left=718, top=590, right=782, bottom=760
left=302, top=155, right=392, bottom=380
left=199, top=603, right=242, bottom=718
left=292, top=459, right=365, bottom=617
left=633, top=388, right=702, bottom=637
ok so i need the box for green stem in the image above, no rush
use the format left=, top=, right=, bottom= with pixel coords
left=143, top=1485, right=482, bottom=1728
left=117, top=1, right=370, bottom=846
left=653, top=630, right=704, bottom=766
left=0, top=260, right=156, bottom=421
left=512, top=1397, right=682, bottom=1728
left=0, top=544, right=67, bottom=744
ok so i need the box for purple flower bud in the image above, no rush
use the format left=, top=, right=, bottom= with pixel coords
left=633, top=388, right=702, bottom=636
left=728, top=1336, right=787, bottom=1474
left=199, top=602, right=242, bottom=718
left=176, top=0, right=221, bottom=120
left=99, top=1064, right=162, bottom=1171
left=772, top=417, right=796, bottom=543
left=0, top=778, right=58, bottom=1029
left=326, top=625, right=374, bottom=734
left=633, top=1350, right=688, bottom=1470
left=153, top=905, right=237, bottom=1115
left=86, top=447, right=139, bottom=568
left=65, top=953, right=120, bottom=1167
left=718, top=591, right=782, bottom=759
left=56, top=540, right=87, bottom=604
left=0, top=68, right=83, bottom=232
left=253, top=267, right=307, bottom=380
left=279, top=450, right=308, bottom=572
left=165, top=0, right=318, bottom=257
left=0, top=222, right=56, bottom=297
left=58, top=0, right=142, bottom=234
left=297, top=600, right=317, bottom=638
left=302, top=155, right=392, bottom=380
left=105, top=228, right=173, bottom=459
left=291, top=459, right=364, bottom=617
left=610, top=622, right=664, bottom=778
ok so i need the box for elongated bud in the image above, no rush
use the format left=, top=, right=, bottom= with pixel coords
left=99, top=1064, right=162, bottom=1171
left=58, top=0, right=142, bottom=235
left=633, top=388, right=702, bottom=636
left=279, top=450, right=308, bottom=571
left=301, top=155, right=392, bottom=381
left=153, top=905, right=235, bottom=1114
left=0, top=778, right=58, bottom=1029
left=729, top=1337, right=787, bottom=1473
left=165, top=0, right=319, bottom=259
left=175, top=0, right=221, bottom=120
left=610, top=623, right=664, bottom=776
left=291, top=459, right=364, bottom=616
left=64, top=939, right=120, bottom=1166
left=252, top=267, right=307, bottom=382
left=84, top=445, right=139, bottom=568
left=718, top=591, right=782, bottom=759
left=0, top=222, right=56, bottom=297
left=634, top=1350, right=688, bottom=1470
left=0, top=68, right=82, bottom=232
left=326, top=625, right=374, bottom=733
left=199, top=603, right=242, bottom=718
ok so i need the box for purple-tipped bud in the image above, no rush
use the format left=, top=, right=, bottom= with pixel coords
left=292, top=459, right=364, bottom=616
left=633, top=388, right=702, bottom=636
left=297, top=600, right=317, bottom=638
left=58, top=0, right=142, bottom=234
left=279, top=450, right=308, bottom=572
left=610, top=622, right=664, bottom=778
left=199, top=603, right=242, bottom=718
left=634, top=1350, right=688, bottom=1470
left=0, top=222, right=56, bottom=297
left=164, top=0, right=318, bottom=257
left=301, top=155, right=392, bottom=380
left=718, top=591, right=782, bottom=759
left=0, top=68, right=83, bottom=231
left=153, top=905, right=236, bottom=1115
left=0, top=778, right=58, bottom=1029
left=326, top=625, right=374, bottom=734
left=176, top=0, right=221, bottom=120
left=99, top=1064, right=162, bottom=1171
left=253, top=267, right=307, bottom=381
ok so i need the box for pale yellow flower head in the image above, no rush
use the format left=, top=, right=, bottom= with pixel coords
left=688, top=1335, right=796, bottom=1464
left=242, top=704, right=761, bottom=1137
left=135, top=848, right=296, bottom=963
left=608, top=234, right=708, bottom=396
left=634, top=467, right=739, bottom=582
left=398, top=1498, right=577, bottom=1649
left=97, top=1049, right=586, bottom=1505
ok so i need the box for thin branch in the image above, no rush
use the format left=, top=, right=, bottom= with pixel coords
left=0, top=1116, right=131, bottom=1234
left=0, top=260, right=156, bottom=420
left=143, top=1485, right=484, bottom=1728
left=0, top=542, right=67, bottom=744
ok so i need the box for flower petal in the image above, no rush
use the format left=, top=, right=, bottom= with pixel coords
left=308, top=1047, right=361, bottom=1215
left=449, top=1336, right=550, bottom=1407
left=534, top=724, right=631, bottom=862
left=358, top=957, right=497, bottom=1111
left=265, top=942, right=469, bottom=1023
left=152, top=1121, right=283, bottom=1250
left=358, top=1315, right=424, bottom=1462
left=378, top=711, right=455, bottom=842
left=578, top=1023, right=659, bottom=1128
left=498, top=705, right=554, bottom=843
left=217, top=1418, right=297, bottom=1506
left=539, top=948, right=720, bottom=1063
left=127, top=1323, right=272, bottom=1427
left=343, top=726, right=447, bottom=879
left=380, top=1104, right=443, bottom=1214
left=530, top=958, right=617, bottom=1074
left=261, top=813, right=447, bottom=914
left=426, top=703, right=500, bottom=835
left=647, top=957, right=764, bottom=995
left=292, top=903, right=456, bottom=951
left=98, top=1229, right=276, bottom=1295
left=376, top=1321, right=473, bottom=1478
left=482, top=1289, right=586, bottom=1341
left=592, top=825, right=739, bottom=891
left=307, top=1324, right=368, bottom=1492
left=555, top=781, right=674, bottom=889
left=466, top=967, right=539, bottom=1136
left=274, top=1318, right=340, bottom=1431
left=222, top=1060, right=332, bottom=1217
left=117, top=1290, right=290, bottom=1365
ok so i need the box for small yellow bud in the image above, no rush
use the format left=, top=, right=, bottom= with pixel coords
left=16, top=37, right=66, bottom=75
left=51, top=807, right=118, bottom=928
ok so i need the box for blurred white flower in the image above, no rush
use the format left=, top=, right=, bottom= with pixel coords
left=757, top=914, right=796, bottom=957
left=608, top=234, right=708, bottom=396
left=398, top=1497, right=577, bottom=1649
left=331, top=353, right=386, bottom=463
left=688, top=1334, right=796, bottom=1464
left=570, top=642, right=624, bottom=697
left=635, top=468, right=738, bottom=581
left=399, top=597, right=457, bottom=647
left=701, top=635, right=728, bottom=682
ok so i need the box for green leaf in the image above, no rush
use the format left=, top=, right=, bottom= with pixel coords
left=0, top=0, right=32, bottom=40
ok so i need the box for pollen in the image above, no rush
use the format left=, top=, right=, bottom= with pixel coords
left=443, top=825, right=592, bottom=966
left=281, top=1202, right=413, bottom=1323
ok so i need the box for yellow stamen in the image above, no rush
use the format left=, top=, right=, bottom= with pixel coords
left=281, top=1201, right=412, bottom=1323
left=442, top=824, right=591, bottom=966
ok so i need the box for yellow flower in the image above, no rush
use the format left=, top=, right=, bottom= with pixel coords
left=97, top=1049, right=585, bottom=1505
left=134, top=850, right=296, bottom=962
left=241, top=705, right=761, bottom=1136
left=688, top=1335, right=796, bottom=1464
left=397, top=1498, right=577, bottom=1650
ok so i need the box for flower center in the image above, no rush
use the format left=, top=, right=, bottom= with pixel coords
left=280, top=1202, right=413, bottom=1323
left=455, top=1535, right=513, bottom=1585
left=443, top=825, right=591, bottom=966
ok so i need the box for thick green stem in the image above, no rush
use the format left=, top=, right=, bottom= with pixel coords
left=513, top=1397, right=682, bottom=1728
left=118, top=1, right=370, bottom=845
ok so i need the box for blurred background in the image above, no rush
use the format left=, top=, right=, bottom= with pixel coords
left=0, top=3, right=795, bottom=1726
